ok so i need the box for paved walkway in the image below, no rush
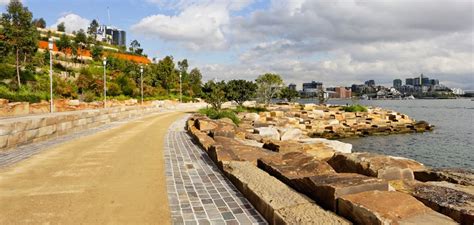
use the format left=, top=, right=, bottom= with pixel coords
left=0, top=110, right=170, bottom=168
left=165, top=116, right=267, bottom=225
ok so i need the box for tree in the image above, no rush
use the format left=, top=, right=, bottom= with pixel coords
left=56, top=34, right=71, bottom=53
left=154, top=56, right=178, bottom=93
left=57, top=22, right=65, bottom=32
left=1, top=0, right=39, bottom=88
left=280, top=87, right=299, bottom=102
left=202, top=80, right=226, bottom=110
left=74, top=29, right=87, bottom=45
left=87, top=19, right=99, bottom=40
left=91, top=45, right=102, bottom=61
left=129, top=39, right=142, bottom=54
left=225, top=79, right=257, bottom=105
left=33, top=18, right=46, bottom=28
left=255, top=73, right=283, bottom=105
left=188, top=68, right=202, bottom=97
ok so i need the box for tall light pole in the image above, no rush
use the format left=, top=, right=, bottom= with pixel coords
left=179, top=73, right=182, bottom=103
left=140, top=65, right=144, bottom=105
left=48, top=38, right=54, bottom=113
left=103, top=57, right=107, bottom=108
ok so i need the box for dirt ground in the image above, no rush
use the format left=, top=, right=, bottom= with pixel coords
left=0, top=111, right=184, bottom=225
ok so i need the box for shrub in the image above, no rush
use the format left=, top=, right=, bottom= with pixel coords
left=342, top=104, right=368, bottom=112
left=82, top=90, right=97, bottom=102
left=0, top=86, right=48, bottom=103
left=198, top=107, right=240, bottom=124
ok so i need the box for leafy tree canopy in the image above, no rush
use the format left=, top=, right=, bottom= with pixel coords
left=255, top=73, right=283, bottom=105
left=202, top=80, right=227, bottom=110
left=225, top=79, right=257, bottom=105
left=57, top=22, right=65, bottom=32
left=280, top=87, right=299, bottom=102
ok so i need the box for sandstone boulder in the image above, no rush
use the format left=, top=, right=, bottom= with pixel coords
left=328, top=152, right=425, bottom=180
left=411, top=182, right=474, bottom=224
left=280, top=127, right=303, bottom=141
left=255, top=127, right=280, bottom=140
left=338, top=191, right=457, bottom=225
left=214, top=136, right=274, bottom=165
left=414, top=168, right=474, bottom=186
left=194, top=118, right=218, bottom=132
left=292, top=173, right=388, bottom=211
left=209, top=122, right=236, bottom=138
left=299, top=138, right=352, bottom=154
left=243, top=112, right=260, bottom=122
left=258, top=152, right=335, bottom=185
left=224, top=161, right=350, bottom=225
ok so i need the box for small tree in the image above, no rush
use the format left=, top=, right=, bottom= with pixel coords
left=56, top=34, right=71, bottom=53
left=255, top=73, right=283, bottom=105
left=74, top=29, right=87, bottom=45
left=225, top=79, right=257, bottom=106
left=91, top=45, right=102, bottom=61
left=280, top=87, right=299, bottom=102
left=57, top=22, right=65, bottom=32
left=87, top=19, right=99, bottom=40
left=202, top=80, right=226, bottom=110
left=129, top=39, right=142, bottom=54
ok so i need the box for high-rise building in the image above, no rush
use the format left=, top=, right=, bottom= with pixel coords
left=96, top=25, right=126, bottom=47
left=406, top=78, right=414, bottom=86
left=364, top=80, right=375, bottom=86
left=393, top=79, right=402, bottom=89
left=414, top=77, right=421, bottom=86
left=430, top=79, right=439, bottom=86
left=288, top=83, right=297, bottom=91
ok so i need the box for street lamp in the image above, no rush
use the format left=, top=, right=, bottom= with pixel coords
left=103, top=57, right=107, bottom=108
left=140, top=66, right=144, bottom=105
left=179, top=73, right=182, bottom=103
left=48, top=38, right=54, bottom=113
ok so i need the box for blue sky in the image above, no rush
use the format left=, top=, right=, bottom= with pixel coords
left=1, top=0, right=473, bottom=89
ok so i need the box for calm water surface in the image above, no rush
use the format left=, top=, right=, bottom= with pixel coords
left=303, top=99, right=474, bottom=169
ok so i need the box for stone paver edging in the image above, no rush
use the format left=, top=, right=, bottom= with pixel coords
left=165, top=115, right=267, bottom=225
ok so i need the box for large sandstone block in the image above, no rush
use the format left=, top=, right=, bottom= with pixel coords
left=279, top=127, right=303, bottom=141
left=414, top=168, right=474, bottom=186
left=411, top=182, right=474, bottom=224
left=258, top=152, right=335, bottom=184
left=194, top=118, right=218, bottom=132
left=209, top=122, right=236, bottom=138
left=213, top=136, right=274, bottom=165
left=292, top=173, right=388, bottom=211
left=338, top=191, right=457, bottom=225
left=299, top=138, right=352, bottom=154
left=328, top=152, right=425, bottom=180
left=224, top=161, right=350, bottom=225
left=254, top=127, right=280, bottom=140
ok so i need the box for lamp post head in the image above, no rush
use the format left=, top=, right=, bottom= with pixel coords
left=140, top=66, right=143, bottom=74
left=48, top=38, right=54, bottom=50
left=103, top=57, right=107, bottom=66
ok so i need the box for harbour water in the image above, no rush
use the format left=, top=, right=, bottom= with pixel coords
left=301, top=98, right=474, bottom=169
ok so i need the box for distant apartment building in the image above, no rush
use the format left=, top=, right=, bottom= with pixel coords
left=364, top=80, right=375, bottom=87
left=96, top=25, right=126, bottom=47
left=406, top=78, right=414, bottom=86
left=334, top=87, right=352, bottom=98
left=393, top=79, right=402, bottom=89
left=430, top=79, right=439, bottom=85
left=302, top=81, right=323, bottom=97
left=288, top=83, right=297, bottom=91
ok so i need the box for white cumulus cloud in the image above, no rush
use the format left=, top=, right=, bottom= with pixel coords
left=51, top=13, right=90, bottom=33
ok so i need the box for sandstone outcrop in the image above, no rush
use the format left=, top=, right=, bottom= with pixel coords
left=224, top=161, right=350, bottom=225
left=338, top=191, right=457, bottom=225
left=327, top=152, right=425, bottom=180
left=414, top=168, right=474, bottom=186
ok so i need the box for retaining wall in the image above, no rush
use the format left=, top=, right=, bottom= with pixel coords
left=0, top=102, right=206, bottom=151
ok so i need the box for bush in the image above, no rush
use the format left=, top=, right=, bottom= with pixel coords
left=198, top=107, right=240, bottom=125
left=82, top=90, right=97, bottom=102
left=0, top=86, right=48, bottom=103
left=234, top=105, right=267, bottom=113
left=342, top=104, right=368, bottom=112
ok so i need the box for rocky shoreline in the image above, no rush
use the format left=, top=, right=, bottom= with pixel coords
left=186, top=104, right=473, bottom=224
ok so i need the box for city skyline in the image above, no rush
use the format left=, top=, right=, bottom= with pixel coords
left=2, top=0, right=472, bottom=89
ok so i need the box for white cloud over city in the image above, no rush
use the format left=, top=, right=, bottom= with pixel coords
left=137, top=0, right=473, bottom=89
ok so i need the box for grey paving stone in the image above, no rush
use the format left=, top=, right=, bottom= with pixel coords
left=165, top=115, right=267, bottom=224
